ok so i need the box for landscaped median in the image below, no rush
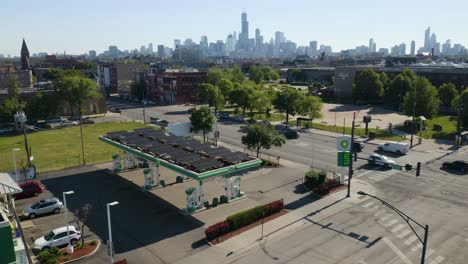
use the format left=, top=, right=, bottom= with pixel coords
left=36, top=240, right=100, bottom=264
left=303, top=170, right=345, bottom=197
left=205, top=199, right=287, bottom=244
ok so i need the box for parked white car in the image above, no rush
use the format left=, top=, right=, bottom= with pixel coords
left=367, top=153, right=396, bottom=168
left=33, top=226, right=81, bottom=251
left=23, top=197, right=63, bottom=219
left=377, top=141, right=410, bottom=154
left=61, top=120, right=79, bottom=126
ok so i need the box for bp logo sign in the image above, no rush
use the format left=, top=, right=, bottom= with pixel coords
left=337, top=136, right=351, bottom=151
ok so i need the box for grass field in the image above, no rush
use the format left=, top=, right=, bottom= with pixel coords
left=0, top=122, right=150, bottom=173
left=396, top=116, right=458, bottom=140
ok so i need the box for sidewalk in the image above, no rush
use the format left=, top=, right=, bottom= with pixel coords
left=175, top=178, right=376, bottom=264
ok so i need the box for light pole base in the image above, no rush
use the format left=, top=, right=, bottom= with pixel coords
left=67, top=244, right=74, bottom=254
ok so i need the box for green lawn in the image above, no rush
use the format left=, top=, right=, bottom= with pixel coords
left=397, top=116, right=458, bottom=140
left=222, top=107, right=285, bottom=122
left=0, top=122, right=150, bottom=173
left=291, top=120, right=404, bottom=141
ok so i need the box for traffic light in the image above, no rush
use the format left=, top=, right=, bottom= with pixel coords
left=389, top=123, right=393, bottom=132
left=416, top=162, right=421, bottom=176
left=405, top=164, right=412, bottom=171
left=353, top=152, right=357, bottom=162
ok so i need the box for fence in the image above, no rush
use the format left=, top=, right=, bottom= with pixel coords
left=242, top=147, right=280, bottom=165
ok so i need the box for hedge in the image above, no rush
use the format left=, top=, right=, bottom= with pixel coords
left=205, top=199, right=284, bottom=241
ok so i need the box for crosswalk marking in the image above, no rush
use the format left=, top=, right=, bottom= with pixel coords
left=397, top=229, right=412, bottom=239
left=362, top=202, right=374, bottom=208
left=374, top=209, right=386, bottom=217
left=391, top=224, right=406, bottom=233
left=425, top=249, right=435, bottom=259
left=404, top=235, right=418, bottom=245
left=411, top=243, right=422, bottom=251
left=380, top=214, right=392, bottom=221
left=384, top=219, right=399, bottom=227
left=430, top=256, right=445, bottom=264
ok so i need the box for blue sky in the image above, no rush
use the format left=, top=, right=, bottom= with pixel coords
left=2, top=0, right=467, bottom=55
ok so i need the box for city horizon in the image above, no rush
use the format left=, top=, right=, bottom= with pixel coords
left=2, top=0, right=468, bottom=56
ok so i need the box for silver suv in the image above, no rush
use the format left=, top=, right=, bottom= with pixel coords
left=23, top=197, right=64, bottom=219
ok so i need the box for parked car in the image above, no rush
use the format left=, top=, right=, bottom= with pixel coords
left=217, top=112, right=230, bottom=119
left=33, top=225, right=81, bottom=251
left=283, top=129, right=300, bottom=139
left=61, top=120, right=79, bottom=126
left=257, top=120, right=272, bottom=127
left=367, top=153, right=395, bottom=168
left=22, top=197, right=63, bottom=219
left=441, top=160, right=468, bottom=172
left=150, top=117, right=162, bottom=124
left=230, top=116, right=245, bottom=122
left=377, top=141, right=409, bottom=154
left=14, top=182, right=45, bottom=199
left=247, top=118, right=257, bottom=125
left=353, top=142, right=365, bottom=153
left=46, top=116, right=66, bottom=124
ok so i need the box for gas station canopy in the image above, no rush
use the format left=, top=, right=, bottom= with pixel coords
left=99, top=128, right=262, bottom=180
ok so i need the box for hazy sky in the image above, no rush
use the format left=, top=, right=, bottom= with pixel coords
left=2, top=0, right=468, bottom=56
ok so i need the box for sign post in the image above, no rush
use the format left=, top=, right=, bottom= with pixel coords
left=337, top=136, right=351, bottom=184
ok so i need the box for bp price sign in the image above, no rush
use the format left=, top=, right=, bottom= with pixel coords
left=337, top=151, right=351, bottom=167
left=337, top=136, right=351, bottom=151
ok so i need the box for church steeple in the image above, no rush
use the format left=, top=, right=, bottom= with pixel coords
left=21, top=38, right=31, bottom=70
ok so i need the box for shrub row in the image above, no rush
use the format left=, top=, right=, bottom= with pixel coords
left=304, top=170, right=327, bottom=189
left=205, top=199, right=284, bottom=241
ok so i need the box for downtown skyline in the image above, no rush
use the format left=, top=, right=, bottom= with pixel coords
left=2, top=0, right=468, bottom=56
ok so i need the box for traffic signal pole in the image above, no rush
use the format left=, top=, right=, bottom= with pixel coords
left=347, top=112, right=356, bottom=198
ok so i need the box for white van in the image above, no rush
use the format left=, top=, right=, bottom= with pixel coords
left=377, top=141, right=410, bottom=154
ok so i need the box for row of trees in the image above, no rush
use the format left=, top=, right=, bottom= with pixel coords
left=353, top=68, right=466, bottom=119
left=199, top=66, right=323, bottom=126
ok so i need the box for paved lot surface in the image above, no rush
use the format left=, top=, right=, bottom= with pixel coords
left=28, top=169, right=208, bottom=264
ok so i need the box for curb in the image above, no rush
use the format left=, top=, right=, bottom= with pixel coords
left=61, top=239, right=101, bottom=264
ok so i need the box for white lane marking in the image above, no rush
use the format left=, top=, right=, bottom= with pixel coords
left=411, top=243, right=422, bottom=251
left=375, top=209, right=386, bottom=217
left=383, top=237, right=413, bottom=264
left=397, top=229, right=412, bottom=239
left=384, top=219, right=399, bottom=227
left=380, top=214, right=392, bottom=221
left=362, top=202, right=374, bottom=208
left=404, top=235, right=418, bottom=245
left=358, top=261, right=368, bottom=264
left=391, top=224, right=406, bottom=233
left=430, top=256, right=445, bottom=264
left=425, top=249, right=435, bottom=259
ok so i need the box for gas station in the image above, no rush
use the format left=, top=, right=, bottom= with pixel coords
left=99, top=128, right=262, bottom=213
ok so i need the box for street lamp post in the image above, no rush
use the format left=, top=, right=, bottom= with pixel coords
left=347, top=112, right=356, bottom=198
left=63, top=190, right=75, bottom=254
left=107, top=201, right=119, bottom=264
left=456, top=105, right=464, bottom=149
left=410, top=91, right=417, bottom=148
left=357, top=191, right=429, bottom=264
left=12, top=148, right=20, bottom=183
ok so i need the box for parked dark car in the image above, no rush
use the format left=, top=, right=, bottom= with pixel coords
left=442, top=161, right=468, bottom=172
left=283, top=130, right=299, bottom=139
left=15, top=182, right=45, bottom=199
left=353, top=142, right=365, bottom=152
left=217, top=112, right=230, bottom=120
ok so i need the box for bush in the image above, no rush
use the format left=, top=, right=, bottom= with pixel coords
left=63, top=257, right=70, bottom=261
left=317, top=171, right=327, bottom=186
left=77, top=242, right=82, bottom=248
left=212, top=198, right=219, bottom=207
left=227, top=205, right=269, bottom=231
left=305, top=170, right=318, bottom=187
left=89, top=240, right=97, bottom=246
left=205, top=220, right=230, bottom=241
left=38, top=247, right=61, bottom=264
left=265, top=200, right=283, bottom=215
left=159, top=180, right=166, bottom=187
left=220, top=195, right=228, bottom=204
left=204, top=201, right=210, bottom=208
left=176, top=176, right=184, bottom=183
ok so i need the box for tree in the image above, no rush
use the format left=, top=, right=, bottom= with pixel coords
left=452, top=88, right=468, bottom=130
left=384, top=74, right=413, bottom=110
left=190, top=106, right=215, bottom=143
left=380, top=72, right=390, bottom=91
left=217, top=78, right=234, bottom=101
left=8, top=76, right=21, bottom=99
left=198, top=84, right=224, bottom=112
left=273, top=87, right=304, bottom=126
left=130, top=80, right=146, bottom=102
left=402, top=77, right=439, bottom=118
left=242, top=124, right=286, bottom=158
left=299, top=95, right=323, bottom=124
left=207, top=68, right=224, bottom=86
left=0, top=98, right=21, bottom=123
left=251, top=90, right=270, bottom=118
left=56, top=76, right=101, bottom=164
left=438, top=83, right=459, bottom=107
left=43, top=68, right=65, bottom=81
left=291, top=69, right=306, bottom=82
left=228, top=65, right=245, bottom=83
left=74, top=61, right=97, bottom=71
left=352, top=69, right=384, bottom=102
left=230, top=85, right=253, bottom=116
left=261, top=66, right=279, bottom=81
left=249, top=65, right=264, bottom=84
left=74, top=204, right=92, bottom=249
left=25, top=92, right=61, bottom=121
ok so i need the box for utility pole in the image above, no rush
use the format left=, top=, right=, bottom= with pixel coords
left=14, top=103, right=31, bottom=165
left=456, top=104, right=464, bottom=149
left=410, top=90, right=416, bottom=148
left=347, top=112, right=356, bottom=198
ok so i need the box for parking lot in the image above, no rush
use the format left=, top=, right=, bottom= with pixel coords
left=15, top=169, right=208, bottom=263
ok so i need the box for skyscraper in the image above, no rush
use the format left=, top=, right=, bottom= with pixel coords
left=89, top=50, right=97, bottom=59
left=424, top=27, right=431, bottom=51
left=157, top=45, right=165, bottom=58
left=369, top=38, right=376, bottom=53
left=200, top=36, right=208, bottom=51
left=109, top=46, right=119, bottom=58
left=148, top=43, right=154, bottom=54
left=399, top=43, right=407, bottom=55
left=174, top=39, right=181, bottom=49
left=238, top=12, right=249, bottom=50
left=309, top=41, right=318, bottom=55
left=410, top=41, right=416, bottom=56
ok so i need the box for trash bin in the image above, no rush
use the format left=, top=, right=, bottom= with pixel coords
left=368, top=131, right=376, bottom=139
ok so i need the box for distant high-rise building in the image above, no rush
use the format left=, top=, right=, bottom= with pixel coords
left=410, top=41, right=416, bottom=56
left=442, top=39, right=451, bottom=55
left=399, top=43, right=407, bottom=55
left=309, top=41, right=318, bottom=55
left=109, top=46, right=119, bottom=58
left=140, top=45, right=146, bottom=54
left=148, top=43, right=154, bottom=54
left=255, top=28, right=262, bottom=49
left=200, top=36, right=208, bottom=51
left=424, top=27, right=431, bottom=51
left=157, top=45, right=165, bottom=58
left=21, top=39, right=31, bottom=70
left=238, top=12, right=250, bottom=50
left=89, top=50, right=97, bottom=59
left=174, top=39, right=181, bottom=49
left=369, top=38, right=376, bottom=53
left=378, top=48, right=389, bottom=55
